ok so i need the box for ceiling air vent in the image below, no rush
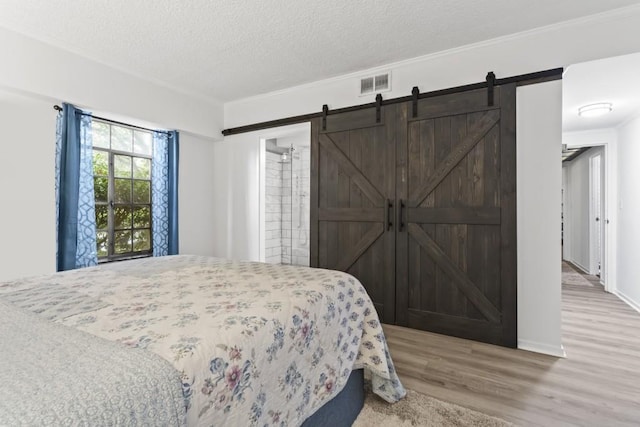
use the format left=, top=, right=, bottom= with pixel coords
left=359, top=72, right=391, bottom=96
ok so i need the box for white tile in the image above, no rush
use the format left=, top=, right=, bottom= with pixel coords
left=265, top=221, right=280, bottom=231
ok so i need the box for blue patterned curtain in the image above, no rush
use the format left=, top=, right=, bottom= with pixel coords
left=152, top=130, right=179, bottom=256
left=55, top=104, right=98, bottom=271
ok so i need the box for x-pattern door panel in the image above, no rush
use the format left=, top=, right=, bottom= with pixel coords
left=396, top=85, right=517, bottom=347
left=311, top=106, right=397, bottom=323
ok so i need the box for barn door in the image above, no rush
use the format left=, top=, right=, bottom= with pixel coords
left=396, top=85, right=517, bottom=347
left=310, top=105, right=397, bottom=323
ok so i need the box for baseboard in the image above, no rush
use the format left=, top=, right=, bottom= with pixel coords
left=567, top=259, right=590, bottom=275
left=615, top=290, right=640, bottom=314
left=518, top=339, right=566, bottom=358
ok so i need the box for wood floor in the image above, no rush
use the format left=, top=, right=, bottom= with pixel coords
left=383, top=263, right=640, bottom=426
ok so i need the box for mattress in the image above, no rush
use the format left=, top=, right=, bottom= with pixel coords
left=0, top=255, right=405, bottom=426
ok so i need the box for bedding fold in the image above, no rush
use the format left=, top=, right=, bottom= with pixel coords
left=0, top=299, right=186, bottom=426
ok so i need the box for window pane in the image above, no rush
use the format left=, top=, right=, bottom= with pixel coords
left=114, top=155, right=132, bottom=178
left=114, top=206, right=132, bottom=230
left=94, top=177, right=108, bottom=203
left=133, top=206, right=151, bottom=228
left=133, top=157, right=151, bottom=179
left=114, top=230, right=132, bottom=254
left=133, top=229, right=151, bottom=251
left=114, top=179, right=132, bottom=203
left=133, top=180, right=150, bottom=204
left=92, top=151, right=108, bottom=176
left=134, top=131, right=152, bottom=155
left=111, top=126, right=133, bottom=152
left=95, top=205, right=108, bottom=230
left=96, top=231, right=108, bottom=257
left=92, top=122, right=110, bottom=148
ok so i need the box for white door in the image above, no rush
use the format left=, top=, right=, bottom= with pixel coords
left=589, top=153, right=603, bottom=277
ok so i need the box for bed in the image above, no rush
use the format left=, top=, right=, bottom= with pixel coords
left=0, top=255, right=405, bottom=426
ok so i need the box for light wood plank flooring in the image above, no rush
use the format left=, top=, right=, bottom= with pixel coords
left=383, top=264, right=640, bottom=426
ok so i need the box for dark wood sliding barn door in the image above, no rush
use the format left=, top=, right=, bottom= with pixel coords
left=310, top=84, right=517, bottom=347
left=395, top=85, right=517, bottom=347
left=310, top=105, right=397, bottom=323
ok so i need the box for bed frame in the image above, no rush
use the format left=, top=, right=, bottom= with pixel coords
left=302, top=369, right=364, bottom=426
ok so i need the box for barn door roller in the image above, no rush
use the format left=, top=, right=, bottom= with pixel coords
left=322, top=104, right=328, bottom=130
left=486, top=71, right=496, bottom=106
left=375, top=94, right=382, bottom=123
left=412, top=86, right=419, bottom=118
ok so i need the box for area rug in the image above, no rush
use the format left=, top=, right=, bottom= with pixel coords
left=562, top=262, right=594, bottom=287
left=353, top=388, right=514, bottom=427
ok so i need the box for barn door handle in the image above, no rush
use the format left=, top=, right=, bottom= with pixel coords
left=385, top=199, right=393, bottom=231
left=398, top=199, right=405, bottom=231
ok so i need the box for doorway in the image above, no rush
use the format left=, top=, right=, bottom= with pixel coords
left=561, top=145, right=605, bottom=284
left=258, top=123, right=311, bottom=266
left=563, top=51, right=640, bottom=301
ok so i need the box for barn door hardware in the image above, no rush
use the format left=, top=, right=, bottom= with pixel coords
left=322, top=104, right=329, bottom=130
left=412, top=87, right=419, bottom=118
left=385, top=199, right=394, bottom=231
left=375, top=94, right=383, bottom=123
left=486, top=71, right=496, bottom=106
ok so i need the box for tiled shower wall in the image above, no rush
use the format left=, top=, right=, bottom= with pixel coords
left=264, top=145, right=310, bottom=266
left=264, top=152, right=282, bottom=263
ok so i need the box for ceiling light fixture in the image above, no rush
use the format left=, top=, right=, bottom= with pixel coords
left=578, top=103, right=613, bottom=118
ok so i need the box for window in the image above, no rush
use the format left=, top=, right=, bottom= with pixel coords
left=91, top=120, right=153, bottom=261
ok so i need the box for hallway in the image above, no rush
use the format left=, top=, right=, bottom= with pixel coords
left=383, top=262, right=640, bottom=426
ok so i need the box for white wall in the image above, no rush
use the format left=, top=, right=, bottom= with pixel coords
left=562, top=147, right=603, bottom=272
left=516, top=81, right=564, bottom=357
left=616, top=114, right=640, bottom=311
left=564, top=156, right=589, bottom=268
left=0, top=89, right=57, bottom=280
left=0, top=27, right=221, bottom=281
left=225, top=7, right=640, bottom=129
left=179, top=134, right=217, bottom=257
left=210, top=133, right=261, bottom=261
left=0, top=27, right=223, bottom=138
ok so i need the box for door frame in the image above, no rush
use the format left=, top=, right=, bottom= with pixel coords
left=563, top=136, right=616, bottom=292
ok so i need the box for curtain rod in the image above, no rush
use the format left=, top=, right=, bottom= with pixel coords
left=53, top=104, right=171, bottom=135
left=221, top=67, right=563, bottom=137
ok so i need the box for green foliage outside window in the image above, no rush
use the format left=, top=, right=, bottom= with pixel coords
left=91, top=121, right=153, bottom=259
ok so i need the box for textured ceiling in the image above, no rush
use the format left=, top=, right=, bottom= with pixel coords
left=0, top=0, right=638, bottom=102
left=563, top=52, right=640, bottom=133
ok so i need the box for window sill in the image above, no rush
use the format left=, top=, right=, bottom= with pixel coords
left=98, top=253, right=152, bottom=264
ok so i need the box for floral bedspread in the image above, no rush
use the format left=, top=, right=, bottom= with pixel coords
left=0, top=255, right=405, bottom=426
